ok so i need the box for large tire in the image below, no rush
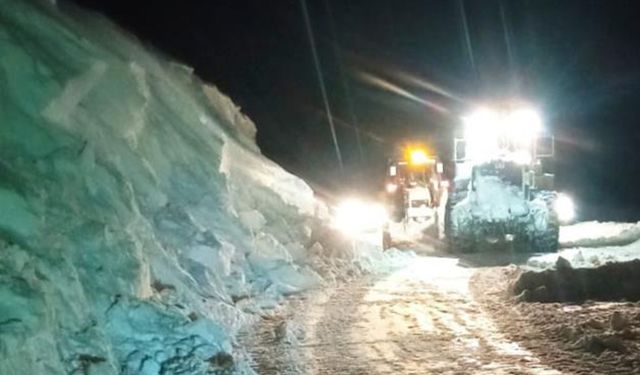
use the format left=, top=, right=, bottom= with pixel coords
left=526, top=192, right=560, bottom=253
left=382, top=229, right=392, bottom=250
left=448, top=229, right=476, bottom=253
left=443, top=188, right=466, bottom=238
left=529, top=215, right=559, bottom=253
left=444, top=184, right=474, bottom=252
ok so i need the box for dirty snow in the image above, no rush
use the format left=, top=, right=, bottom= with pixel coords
left=243, top=257, right=561, bottom=375
left=473, top=267, right=640, bottom=374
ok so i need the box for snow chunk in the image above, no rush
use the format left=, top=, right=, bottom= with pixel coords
left=220, top=136, right=317, bottom=216
left=42, top=61, right=108, bottom=126
left=0, top=188, right=38, bottom=242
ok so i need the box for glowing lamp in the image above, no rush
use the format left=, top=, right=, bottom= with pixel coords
left=333, top=199, right=388, bottom=235
left=462, top=106, right=544, bottom=162
left=409, top=149, right=430, bottom=165
left=554, top=193, right=575, bottom=223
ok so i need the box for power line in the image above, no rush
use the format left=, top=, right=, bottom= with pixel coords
left=322, top=0, right=365, bottom=162
left=457, top=0, right=477, bottom=80
left=300, top=0, right=344, bottom=170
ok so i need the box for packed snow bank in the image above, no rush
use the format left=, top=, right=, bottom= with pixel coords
left=560, top=221, right=640, bottom=248
left=0, top=1, right=398, bottom=374
left=525, top=221, right=640, bottom=270
left=514, top=258, right=640, bottom=303
left=528, top=241, right=640, bottom=270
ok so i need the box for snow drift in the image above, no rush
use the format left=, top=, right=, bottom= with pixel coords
left=526, top=222, right=640, bottom=270
left=0, top=1, right=398, bottom=374
left=560, top=221, right=640, bottom=248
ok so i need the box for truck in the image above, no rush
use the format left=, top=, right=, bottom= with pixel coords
left=382, top=144, right=445, bottom=249
left=439, top=105, right=574, bottom=253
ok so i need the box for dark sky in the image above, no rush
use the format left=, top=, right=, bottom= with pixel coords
left=72, top=0, right=640, bottom=221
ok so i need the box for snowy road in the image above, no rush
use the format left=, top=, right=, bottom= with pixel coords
left=244, top=256, right=561, bottom=374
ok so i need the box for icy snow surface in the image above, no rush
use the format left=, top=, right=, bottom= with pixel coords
left=0, top=1, right=403, bottom=374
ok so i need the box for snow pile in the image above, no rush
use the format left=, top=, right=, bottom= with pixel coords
left=560, top=221, right=640, bottom=248
left=514, top=257, right=640, bottom=303
left=472, top=268, right=640, bottom=373
left=528, top=242, right=640, bottom=270
left=0, top=2, right=394, bottom=374
left=527, top=221, right=640, bottom=270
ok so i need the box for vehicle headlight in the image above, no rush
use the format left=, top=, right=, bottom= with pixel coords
left=333, top=199, right=388, bottom=235
left=506, top=108, right=542, bottom=142
left=462, top=106, right=543, bottom=161
left=554, top=193, right=575, bottom=223
left=409, top=149, right=430, bottom=165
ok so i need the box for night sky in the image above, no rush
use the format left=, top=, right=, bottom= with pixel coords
left=71, top=0, right=640, bottom=221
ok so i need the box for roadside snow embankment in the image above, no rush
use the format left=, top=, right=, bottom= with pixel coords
left=519, top=222, right=640, bottom=303
left=0, top=2, right=401, bottom=374
left=515, top=258, right=640, bottom=303
left=525, top=221, right=640, bottom=270
left=560, top=221, right=640, bottom=248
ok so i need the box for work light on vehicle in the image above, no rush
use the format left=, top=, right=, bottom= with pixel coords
left=462, top=106, right=543, bottom=162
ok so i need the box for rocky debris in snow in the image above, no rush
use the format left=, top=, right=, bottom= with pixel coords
left=572, top=333, right=627, bottom=354
left=207, top=352, right=235, bottom=374
left=555, top=256, right=572, bottom=271
left=559, top=325, right=583, bottom=342
left=584, top=317, right=606, bottom=330
left=611, top=311, right=629, bottom=331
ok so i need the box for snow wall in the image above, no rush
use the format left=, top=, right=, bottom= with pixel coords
left=0, top=1, right=394, bottom=374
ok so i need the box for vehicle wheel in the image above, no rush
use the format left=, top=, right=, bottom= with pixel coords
left=448, top=231, right=476, bottom=253
left=382, top=230, right=392, bottom=250
left=529, top=214, right=559, bottom=252
left=444, top=189, right=472, bottom=252
left=445, top=207, right=477, bottom=253
left=527, top=193, right=560, bottom=252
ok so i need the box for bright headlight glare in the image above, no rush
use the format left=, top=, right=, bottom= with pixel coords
left=511, top=150, right=532, bottom=165
left=463, top=109, right=501, bottom=162
left=410, top=149, right=430, bottom=165
left=385, top=183, right=398, bottom=193
left=463, top=108, right=500, bottom=140
left=463, top=106, right=543, bottom=161
left=510, top=108, right=542, bottom=134
left=505, top=108, right=542, bottom=144
left=334, top=199, right=388, bottom=235
left=555, top=193, right=575, bottom=223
